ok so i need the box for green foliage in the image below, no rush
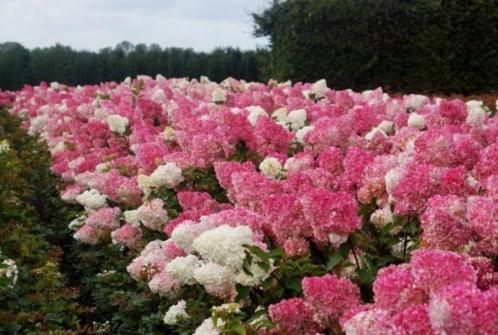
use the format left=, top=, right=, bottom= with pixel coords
left=254, top=0, right=498, bottom=94
left=0, top=109, right=84, bottom=334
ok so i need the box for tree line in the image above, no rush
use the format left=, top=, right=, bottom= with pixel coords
left=0, top=42, right=270, bottom=90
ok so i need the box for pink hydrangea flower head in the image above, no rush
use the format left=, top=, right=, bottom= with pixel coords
left=411, top=250, right=476, bottom=294
left=74, top=224, right=108, bottom=245
left=477, top=287, right=498, bottom=335
left=148, top=270, right=181, bottom=298
left=268, top=298, right=322, bottom=335
left=340, top=147, right=374, bottom=192
left=136, top=198, right=169, bottom=231
left=466, top=196, right=498, bottom=254
left=111, top=224, right=142, bottom=249
left=428, top=282, right=482, bottom=335
left=85, top=207, right=121, bottom=231
left=302, top=274, right=361, bottom=328
left=341, top=308, right=405, bottom=335
left=420, top=195, right=471, bottom=251
left=391, top=163, right=438, bottom=215
left=393, top=305, right=434, bottom=335
left=373, top=264, right=426, bottom=311
left=300, top=189, right=361, bottom=244
left=283, top=238, right=310, bottom=258
left=316, top=146, right=343, bottom=176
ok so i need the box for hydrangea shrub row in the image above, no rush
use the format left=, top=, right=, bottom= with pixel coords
left=5, top=75, right=498, bottom=334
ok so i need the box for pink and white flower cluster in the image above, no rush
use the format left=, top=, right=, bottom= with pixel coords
left=7, top=76, right=498, bottom=333
left=340, top=250, right=498, bottom=335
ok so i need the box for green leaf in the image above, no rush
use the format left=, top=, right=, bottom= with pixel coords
left=357, top=267, right=374, bottom=284
left=325, top=253, right=343, bottom=271
left=235, top=285, right=251, bottom=301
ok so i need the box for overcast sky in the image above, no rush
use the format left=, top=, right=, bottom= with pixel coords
left=0, top=0, right=269, bottom=51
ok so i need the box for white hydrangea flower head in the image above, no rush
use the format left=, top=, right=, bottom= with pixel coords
left=466, top=100, right=483, bottom=110
left=106, top=114, right=129, bottom=135
left=162, top=126, right=176, bottom=142
left=95, top=162, right=110, bottom=173
left=362, top=90, right=373, bottom=98
left=234, top=259, right=272, bottom=287
left=259, top=157, right=283, bottom=179
left=163, top=300, right=189, bottom=326
left=377, top=120, right=394, bottom=134
left=212, top=88, right=227, bottom=104
left=137, top=174, right=151, bottom=196
left=124, top=209, right=140, bottom=227
left=466, top=175, right=479, bottom=189
left=193, top=262, right=235, bottom=300
left=272, top=107, right=288, bottom=122
left=465, top=100, right=487, bottom=125
left=407, top=112, right=426, bottom=130
left=149, top=162, right=184, bottom=189
left=94, top=107, right=109, bottom=120
left=193, top=225, right=253, bottom=269
left=287, top=108, right=307, bottom=130
left=385, top=167, right=403, bottom=195
left=405, top=94, right=428, bottom=112
left=365, top=128, right=387, bottom=142
left=0, top=139, right=11, bottom=154
left=295, top=125, right=313, bottom=144
left=370, top=206, right=394, bottom=230
left=246, top=106, right=268, bottom=126
left=28, top=114, right=49, bottom=135
left=75, top=189, right=107, bottom=210
left=193, top=318, right=221, bottom=335
left=151, top=88, right=166, bottom=103
left=328, top=233, right=349, bottom=249
left=221, top=77, right=234, bottom=89
left=171, top=220, right=212, bottom=254
left=278, top=80, right=292, bottom=88
left=0, top=258, right=18, bottom=286
left=166, top=255, right=200, bottom=285
left=200, top=76, right=210, bottom=83
left=50, top=81, right=60, bottom=90
left=311, top=79, right=328, bottom=97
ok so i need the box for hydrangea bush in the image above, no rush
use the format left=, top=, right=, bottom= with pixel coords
left=0, top=108, right=86, bottom=334
left=5, top=75, right=498, bottom=334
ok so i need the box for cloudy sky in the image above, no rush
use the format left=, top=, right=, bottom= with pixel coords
left=0, top=0, right=269, bottom=51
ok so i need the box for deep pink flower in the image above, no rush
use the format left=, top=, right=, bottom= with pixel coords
left=302, top=274, right=361, bottom=327
left=268, top=298, right=322, bottom=335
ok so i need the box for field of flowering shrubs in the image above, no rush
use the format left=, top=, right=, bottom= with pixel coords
left=2, top=75, right=498, bottom=334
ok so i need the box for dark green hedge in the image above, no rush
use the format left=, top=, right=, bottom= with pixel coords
left=254, top=0, right=498, bottom=94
